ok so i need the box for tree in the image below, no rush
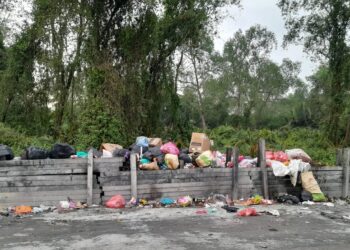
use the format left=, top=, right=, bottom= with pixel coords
left=278, top=0, right=350, bottom=143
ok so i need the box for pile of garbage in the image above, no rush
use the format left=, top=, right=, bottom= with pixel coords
left=0, top=133, right=218, bottom=170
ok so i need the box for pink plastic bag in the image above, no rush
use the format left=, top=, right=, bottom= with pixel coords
left=237, top=208, right=258, bottom=217
left=105, top=195, right=126, bottom=208
left=274, top=151, right=289, bottom=162
left=266, top=151, right=275, bottom=160
left=160, top=142, right=180, bottom=155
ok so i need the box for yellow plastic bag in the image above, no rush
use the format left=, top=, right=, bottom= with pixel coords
left=195, top=150, right=213, bottom=168
left=165, top=154, right=179, bottom=169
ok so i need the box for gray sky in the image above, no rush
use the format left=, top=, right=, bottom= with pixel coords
left=214, top=0, right=318, bottom=81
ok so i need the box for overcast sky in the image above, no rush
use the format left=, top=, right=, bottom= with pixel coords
left=214, top=0, right=318, bottom=81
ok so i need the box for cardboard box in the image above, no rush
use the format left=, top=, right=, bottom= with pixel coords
left=100, top=143, right=123, bottom=153
left=148, top=138, right=163, bottom=147
left=189, top=133, right=211, bottom=153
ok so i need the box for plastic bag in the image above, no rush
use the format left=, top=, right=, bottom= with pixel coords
left=22, top=147, right=48, bottom=160
left=270, top=160, right=289, bottom=176
left=165, top=154, right=179, bottom=169
left=195, top=150, right=213, bottom=168
left=105, top=195, right=126, bottom=208
left=136, top=136, right=149, bottom=147
left=143, top=147, right=162, bottom=161
left=160, top=142, right=180, bottom=155
left=0, top=144, right=14, bottom=160
left=266, top=151, right=274, bottom=160
left=177, top=196, right=192, bottom=207
left=139, top=159, right=159, bottom=170
left=285, top=149, right=312, bottom=162
left=239, top=159, right=257, bottom=168
left=49, top=143, right=76, bottom=159
left=312, top=193, right=327, bottom=202
left=274, top=151, right=289, bottom=162
left=237, top=208, right=257, bottom=216
left=15, top=206, right=32, bottom=215
left=179, top=153, right=192, bottom=164
left=160, top=197, right=175, bottom=206
left=301, top=171, right=322, bottom=194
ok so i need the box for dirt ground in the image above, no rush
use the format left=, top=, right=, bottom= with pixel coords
left=1, top=202, right=350, bottom=250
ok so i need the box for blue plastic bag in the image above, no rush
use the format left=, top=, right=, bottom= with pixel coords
left=160, top=198, right=175, bottom=206
left=136, top=136, right=149, bottom=147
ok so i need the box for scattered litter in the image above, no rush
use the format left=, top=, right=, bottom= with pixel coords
left=196, top=210, right=208, bottom=215
left=335, top=199, right=347, bottom=206
left=59, top=201, right=70, bottom=209
left=177, top=196, right=192, bottom=207
left=15, top=206, right=32, bottom=215
left=277, top=194, right=300, bottom=205
left=237, top=208, right=258, bottom=217
left=302, top=201, right=315, bottom=205
left=105, top=195, right=126, bottom=209
left=342, top=215, right=350, bottom=221
left=261, top=209, right=280, bottom=217
left=160, top=198, right=175, bottom=206
left=301, top=190, right=313, bottom=202
left=33, top=207, right=44, bottom=214
left=221, top=205, right=238, bottom=213
left=323, top=202, right=335, bottom=207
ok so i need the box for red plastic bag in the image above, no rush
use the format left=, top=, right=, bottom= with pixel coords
left=160, top=142, right=180, bottom=155
left=266, top=151, right=275, bottom=160
left=105, top=195, right=126, bottom=208
left=237, top=208, right=258, bottom=216
left=274, top=151, right=289, bottom=162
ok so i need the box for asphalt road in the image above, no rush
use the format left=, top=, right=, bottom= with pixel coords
left=0, top=204, right=350, bottom=250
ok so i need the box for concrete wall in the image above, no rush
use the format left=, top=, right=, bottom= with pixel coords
left=0, top=157, right=346, bottom=206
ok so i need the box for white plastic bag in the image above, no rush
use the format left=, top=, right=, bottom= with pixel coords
left=285, top=149, right=312, bottom=162
left=270, top=160, right=289, bottom=176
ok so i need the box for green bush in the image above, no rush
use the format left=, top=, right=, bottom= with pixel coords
left=0, top=123, right=53, bottom=155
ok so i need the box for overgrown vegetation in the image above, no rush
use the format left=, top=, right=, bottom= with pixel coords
left=0, top=123, right=53, bottom=155
left=0, top=1, right=349, bottom=166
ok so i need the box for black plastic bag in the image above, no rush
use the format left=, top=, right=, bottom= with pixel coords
left=143, top=147, right=162, bottom=161
left=301, top=190, right=313, bottom=201
left=130, top=144, right=149, bottom=154
left=49, top=143, right=76, bottom=159
left=113, top=148, right=130, bottom=160
left=277, top=194, right=300, bottom=204
left=22, top=147, right=48, bottom=160
left=179, top=153, right=192, bottom=164
left=0, top=144, right=14, bottom=161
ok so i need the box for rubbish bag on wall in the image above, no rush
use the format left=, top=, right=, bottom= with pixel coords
left=49, top=143, right=76, bottom=159
left=136, top=136, right=149, bottom=147
left=160, top=142, right=179, bottom=155
left=0, top=144, right=14, bottom=160
left=165, top=154, right=179, bottom=169
left=195, top=150, right=213, bottom=168
left=22, top=147, right=48, bottom=160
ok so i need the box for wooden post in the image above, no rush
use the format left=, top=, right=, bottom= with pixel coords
left=87, top=149, right=93, bottom=206
left=226, top=147, right=233, bottom=167
left=342, top=148, right=350, bottom=198
left=336, top=148, right=344, bottom=166
left=258, top=139, right=269, bottom=199
left=232, top=147, right=239, bottom=200
left=130, top=153, right=138, bottom=199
